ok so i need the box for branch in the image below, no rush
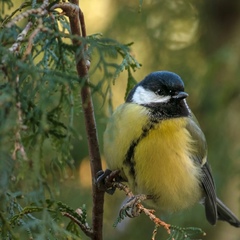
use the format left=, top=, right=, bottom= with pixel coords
left=22, top=18, right=43, bottom=60
left=61, top=212, right=93, bottom=238
left=113, top=181, right=171, bottom=236
left=51, top=2, right=104, bottom=240
left=7, top=22, right=33, bottom=162
left=8, top=22, right=33, bottom=53
left=108, top=173, right=205, bottom=239
left=11, top=75, right=29, bottom=162
left=7, top=24, right=29, bottom=161
left=6, top=0, right=49, bottom=28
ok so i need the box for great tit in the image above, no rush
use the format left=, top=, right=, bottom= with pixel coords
left=103, top=71, right=240, bottom=227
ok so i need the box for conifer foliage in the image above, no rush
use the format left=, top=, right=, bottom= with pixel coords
left=0, top=1, right=139, bottom=239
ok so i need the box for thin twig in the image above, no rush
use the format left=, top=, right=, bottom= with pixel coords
left=6, top=0, right=49, bottom=28
left=152, top=225, right=158, bottom=240
left=8, top=22, right=32, bottom=161
left=113, top=182, right=171, bottom=235
left=61, top=212, right=93, bottom=237
left=22, top=18, right=43, bottom=60
left=12, top=75, right=28, bottom=161
left=138, top=204, right=171, bottom=234
left=9, top=22, right=33, bottom=53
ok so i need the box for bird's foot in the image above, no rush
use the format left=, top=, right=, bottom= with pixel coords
left=118, top=194, right=171, bottom=235
left=119, top=194, right=152, bottom=218
left=96, top=169, right=121, bottom=195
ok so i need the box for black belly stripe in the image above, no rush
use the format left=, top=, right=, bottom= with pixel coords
left=123, top=120, right=158, bottom=182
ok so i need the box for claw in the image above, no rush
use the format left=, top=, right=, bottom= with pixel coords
left=96, top=169, right=112, bottom=183
left=96, top=169, right=121, bottom=195
left=119, top=194, right=150, bottom=218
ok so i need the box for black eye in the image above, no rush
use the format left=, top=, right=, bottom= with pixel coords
left=155, top=89, right=163, bottom=95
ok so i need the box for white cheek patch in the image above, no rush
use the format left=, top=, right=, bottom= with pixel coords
left=132, top=86, right=171, bottom=104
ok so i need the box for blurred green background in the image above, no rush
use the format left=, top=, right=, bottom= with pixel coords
left=2, top=0, right=240, bottom=239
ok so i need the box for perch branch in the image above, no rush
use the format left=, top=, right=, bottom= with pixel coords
left=113, top=181, right=171, bottom=236
left=51, top=2, right=104, bottom=239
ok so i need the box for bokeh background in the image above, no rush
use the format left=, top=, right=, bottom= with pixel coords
left=78, top=1, right=240, bottom=239
left=3, top=0, right=240, bottom=239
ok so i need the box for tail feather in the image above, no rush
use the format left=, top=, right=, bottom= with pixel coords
left=217, top=198, right=240, bottom=228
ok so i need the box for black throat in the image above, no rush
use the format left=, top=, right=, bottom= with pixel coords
left=143, top=98, right=190, bottom=121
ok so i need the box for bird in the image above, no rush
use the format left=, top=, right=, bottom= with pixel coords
left=103, top=70, right=240, bottom=227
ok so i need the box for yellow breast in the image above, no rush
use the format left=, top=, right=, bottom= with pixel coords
left=104, top=104, right=149, bottom=177
left=134, top=118, right=202, bottom=212
left=104, top=103, right=202, bottom=212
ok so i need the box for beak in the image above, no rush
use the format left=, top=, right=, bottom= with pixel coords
left=172, top=91, right=188, bottom=100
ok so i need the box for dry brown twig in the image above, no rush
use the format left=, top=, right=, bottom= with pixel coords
left=8, top=22, right=33, bottom=54
left=112, top=181, right=171, bottom=237
left=61, top=211, right=93, bottom=238
left=22, top=18, right=44, bottom=60
left=11, top=75, right=29, bottom=161
left=8, top=23, right=33, bottom=161
left=6, top=1, right=53, bottom=59
left=6, top=0, right=49, bottom=28
left=152, top=225, right=159, bottom=240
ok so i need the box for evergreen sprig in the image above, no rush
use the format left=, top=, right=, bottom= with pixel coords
left=0, top=1, right=140, bottom=239
left=168, top=225, right=206, bottom=240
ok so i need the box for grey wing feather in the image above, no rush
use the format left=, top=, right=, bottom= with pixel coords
left=186, top=113, right=218, bottom=225
left=201, top=163, right=218, bottom=225
left=216, top=198, right=240, bottom=227
left=187, top=113, right=240, bottom=227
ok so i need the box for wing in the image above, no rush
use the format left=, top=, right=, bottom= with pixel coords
left=186, top=113, right=218, bottom=225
